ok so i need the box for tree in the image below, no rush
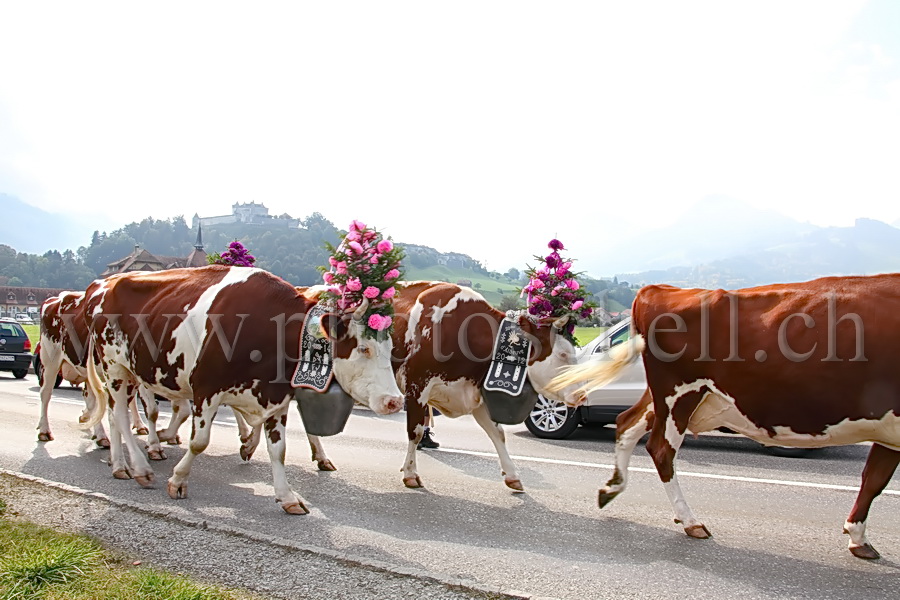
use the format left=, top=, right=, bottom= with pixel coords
left=505, top=268, right=520, bottom=281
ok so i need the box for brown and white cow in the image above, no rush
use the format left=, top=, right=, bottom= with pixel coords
left=81, top=265, right=404, bottom=514
left=37, top=292, right=149, bottom=447
left=551, top=275, right=900, bottom=559
left=392, top=281, right=581, bottom=490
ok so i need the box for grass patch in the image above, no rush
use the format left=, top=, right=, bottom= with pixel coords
left=22, top=325, right=39, bottom=352
left=574, top=326, right=605, bottom=347
left=0, top=509, right=255, bottom=600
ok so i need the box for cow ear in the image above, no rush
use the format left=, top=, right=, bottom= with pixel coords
left=319, top=313, right=349, bottom=342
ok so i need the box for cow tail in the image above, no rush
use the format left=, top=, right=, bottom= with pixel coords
left=548, top=334, right=646, bottom=395
left=81, top=339, right=108, bottom=429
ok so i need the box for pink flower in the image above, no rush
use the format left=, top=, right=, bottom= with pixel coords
left=369, top=255, right=380, bottom=264
left=328, top=257, right=338, bottom=267
left=363, top=230, right=377, bottom=241
left=363, top=286, right=380, bottom=299
left=385, top=268, right=400, bottom=281
left=550, top=289, right=558, bottom=296
left=346, top=277, right=362, bottom=292
left=530, top=278, right=545, bottom=289
left=346, top=231, right=361, bottom=242
left=350, top=219, right=366, bottom=232
left=368, top=313, right=393, bottom=331
left=323, top=272, right=335, bottom=284
left=348, top=241, right=364, bottom=255
left=572, top=300, right=583, bottom=310
left=382, top=286, right=396, bottom=299
left=566, top=279, right=580, bottom=290
left=336, top=261, right=348, bottom=275
left=377, top=240, right=393, bottom=253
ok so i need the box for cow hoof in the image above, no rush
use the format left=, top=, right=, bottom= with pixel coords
left=849, top=544, right=881, bottom=560
left=135, top=427, right=149, bottom=436
left=166, top=434, right=182, bottom=446
left=317, top=459, right=337, bottom=472
left=95, top=437, right=111, bottom=449
left=684, top=524, right=712, bottom=539
left=282, top=501, right=310, bottom=515
left=38, top=432, right=53, bottom=442
left=112, top=468, right=132, bottom=480
left=239, top=446, right=255, bottom=462
left=598, top=489, right=619, bottom=508
left=134, top=474, right=155, bottom=488
left=148, top=449, right=167, bottom=461
left=167, top=480, right=188, bottom=500
left=403, top=476, right=423, bottom=489
left=505, top=479, right=525, bottom=492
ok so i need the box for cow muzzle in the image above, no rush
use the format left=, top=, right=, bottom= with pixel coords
left=370, top=393, right=404, bottom=415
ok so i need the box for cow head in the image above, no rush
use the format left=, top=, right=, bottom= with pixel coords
left=320, top=307, right=404, bottom=415
left=518, top=314, right=581, bottom=404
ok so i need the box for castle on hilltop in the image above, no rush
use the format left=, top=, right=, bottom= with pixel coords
left=192, top=202, right=299, bottom=229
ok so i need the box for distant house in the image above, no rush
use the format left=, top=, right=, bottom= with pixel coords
left=0, top=286, right=65, bottom=318
left=456, top=279, right=473, bottom=288
left=100, top=226, right=209, bottom=278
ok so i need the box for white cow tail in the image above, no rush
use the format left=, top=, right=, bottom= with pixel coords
left=81, top=339, right=109, bottom=429
left=548, top=334, right=646, bottom=396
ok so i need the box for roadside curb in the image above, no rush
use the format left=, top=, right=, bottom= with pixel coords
left=0, top=469, right=542, bottom=600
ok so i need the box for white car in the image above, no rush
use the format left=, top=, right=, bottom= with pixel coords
left=14, top=313, right=34, bottom=325
left=526, top=318, right=643, bottom=439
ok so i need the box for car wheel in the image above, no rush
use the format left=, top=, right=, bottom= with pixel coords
left=12, top=369, right=28, bottom=379
left=525, top=394, right=581, bottom=439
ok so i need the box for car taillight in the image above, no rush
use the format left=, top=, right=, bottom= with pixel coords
left=24, top=339, right=31, bottom=352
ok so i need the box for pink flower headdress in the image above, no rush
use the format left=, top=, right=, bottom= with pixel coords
left=521, top=239, right=595, bottom=344
left=208, top=240, right=256, bottom=267
left=319, top=220, right=405, bottom=338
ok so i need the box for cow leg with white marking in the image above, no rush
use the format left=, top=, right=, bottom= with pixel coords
left=81, top=387, right=111, bottom=448
left=129, top=397, right=149, bottom=436
left=401, top=399, right=429, bottom=488
left=157, top=398, right=189, bottom=445
left=307, top=434, right=335, bottom=471
left=598, top=389, right=655, bottom=508
left=168, top=399, right=221, bottom=500
left=262, top=409, right=309, bottom=514
left=843, top=443, right=900, bottom=559
left=236, top=411, right=262, bottom=462
left=106, top=379, right=155, bottom=486
left=36, top=339, right=65, bottom=442
left=137, top=387, right=166, bottom=461
left=645, top=390, right=710, bottom=539
left=471, top=402, right=523, bottom=492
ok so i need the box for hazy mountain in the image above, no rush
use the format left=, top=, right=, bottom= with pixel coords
left=0, top=193, right=110, bottom=254
left=618, top=217, right=900, bottom=288
left=603, top=195, right=816, bottom=274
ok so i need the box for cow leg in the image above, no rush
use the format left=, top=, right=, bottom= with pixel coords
left=157, top=398, right=189, bottom=445
left=107, top=381, right=155, bottom=487
left=646, top=390, right=710, bottom=539
left=129, top=396, right=149, bottom=435
left=843, top=443, right=900, bottom=559
left=401, top=400, right=428, bottom=488
left=83, top=387, right=111, bottom=448
left=263, top=410, right=309, bottom=515
left=168, top=400, right=220, bottom=500
left=307, top=435, right=336, bottom=471
left=598, top=389, right=654, bottom=508
left=137, top=387, right=166, bottom=461
left=106, top=403, right=131, bottom=480
left=235, top=411, right=262, bottom=462
left=36, top=342, right=64, bottom=442
left=472, top=402, right=523, bottom=492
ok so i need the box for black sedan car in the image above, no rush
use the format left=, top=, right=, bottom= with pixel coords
left=0, top=318, right=33, bottom=379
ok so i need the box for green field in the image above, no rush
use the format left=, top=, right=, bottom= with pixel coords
left=404, top=265, right=521, bottom=306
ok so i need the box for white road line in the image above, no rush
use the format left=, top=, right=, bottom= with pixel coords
left=41, top=396, right=897, bottom=496
left=433, top=447, right=900, bottom=496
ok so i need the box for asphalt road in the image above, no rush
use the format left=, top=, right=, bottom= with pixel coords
left=1, top=373, right=899, bottom=599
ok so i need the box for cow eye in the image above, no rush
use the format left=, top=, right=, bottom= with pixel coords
left=358, top=345, right=372, bottom=358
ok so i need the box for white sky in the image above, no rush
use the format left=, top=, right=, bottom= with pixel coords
left=1, top=0, right=899, bottom=274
